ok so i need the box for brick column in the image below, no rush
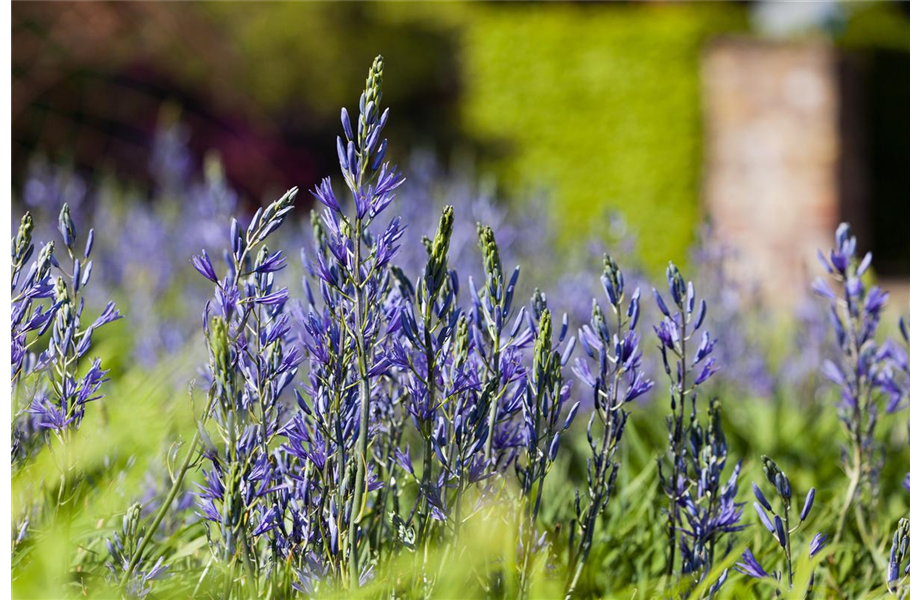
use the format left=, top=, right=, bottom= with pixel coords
left=702, top=38, right=854, bottom=306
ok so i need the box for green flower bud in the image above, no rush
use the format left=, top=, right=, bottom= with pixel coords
left=454, top=313, right=469, bottom=362
left=591, top=299, right=609, bottom=344
left=424, top=206, right=454, bottom=297
left=54, top=276, right=70, bottom=305
left=534, top=309, right=553, bottom=382
left=602, top=254, right=624, bottom=305
left=36, top=241, right=54, bottom=281
left=209, top=317, right=232, bottom=388
left=477, top=224, right=502, bottom=298
left=364, top=55, right=385, bottom=118
left=13, top=212, right=33, bottom=263
left=531, top=288, right=548, bottom=318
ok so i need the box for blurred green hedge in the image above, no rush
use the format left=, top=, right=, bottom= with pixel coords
left=204, top=2, right=748, bottom=270
left=454, top=3, right=747, bottom=270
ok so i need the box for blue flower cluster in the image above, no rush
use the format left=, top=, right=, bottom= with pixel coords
left=10, top=55, right=910, bottom=600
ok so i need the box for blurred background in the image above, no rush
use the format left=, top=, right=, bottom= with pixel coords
left=12, top=1, right=908, bottom=312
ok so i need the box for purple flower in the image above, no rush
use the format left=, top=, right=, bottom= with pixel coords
left=253, top=288, right=289, bottom=306
left=814, top=223, right=896, bottom=515
left=752, top=483, right=773, bottom=512
left=253, top=250, right=287, bottom=274
left=191, top=250, right=219, bottom=283
left=693, top=358, right=719, bottom=385
left=754, top=502, right=774, bottom=533
left=810, top=532, right=827, bottom=557
left=736, top=549, right=769, bottom=579
left=774, top=516, right=786, bottom=547
left=311, top=177, right=341, bottom=214
left=29, top=397, right=75, bottom=431
left=800, top=488, right=816, bottom=522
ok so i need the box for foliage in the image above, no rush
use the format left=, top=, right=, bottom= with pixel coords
left=456, top=2, right=747, bottom=270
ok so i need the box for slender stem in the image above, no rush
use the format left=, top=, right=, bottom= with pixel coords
left=120, top=427, right=202, bottom=589
left=484, top=328, right=502, bottom=464
left=418, top=300, right=437, bottom=545
left=348, top=217, right=371, bottom=589
left=784, top=504, right=794, bottom=588
left=666, top=306, right=688, bottom=582
left=833, top=448, right=862, bottom=547
left=565, top=561, right=586, bottom=600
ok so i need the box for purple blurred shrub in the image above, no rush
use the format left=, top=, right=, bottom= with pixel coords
left=691, top=232, right=774, bottom=398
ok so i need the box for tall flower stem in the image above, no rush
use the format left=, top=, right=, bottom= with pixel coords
left=483, top=331, right=502, bottom=464
left=419, top=300, right=437, bottom=545
left=833, top=449, right=861, bottom=547
left=783, top=504, right=794, bottom=588
left=348, top=217, right=370, bottom=589
left=665, top=304, right=688, bottom=581
left=567, top=257, right=651, bottom=598
left=119, top=392, right=213, bottom=589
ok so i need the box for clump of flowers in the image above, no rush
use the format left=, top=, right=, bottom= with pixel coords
left=652, top=262, right=721, bottom=582
left=737, top=456, right=824, bottom=591
left=515, top=299, right=575, bottom=595
left=677, top=397, right=744, bottom=597
left=291, top=55, right=406, bottom=589
left=649, top=261, right=743, bottom=597
left=812, top=223, right=898, bottom=543
left=106, top=503, right=171, bottom=598
left=566, top=255, right=651, bottom=597
left=193, top=188, right=300, bottom=596
left=11, top=202, right=122, bottom=561
left=9, top=53, right=913, bottom=600
left=26, top=204, right=123, bottom=436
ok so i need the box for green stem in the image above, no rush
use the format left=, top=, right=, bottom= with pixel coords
left=784, top=504, right=794, bottom=588
left=666, top=307, right=688, bottom=582
left=484, top=327, right=502, bottom=464
left=419, top=301, right=437, bottom=546
left=833, top=449, right=861, bottom=547
left=348, top=217, right=370, bottom=589
left=565, top=561, right=585, bottom=600
left=119, top=428, right=202, bottom=589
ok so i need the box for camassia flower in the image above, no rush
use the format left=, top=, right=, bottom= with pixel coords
left=652, top=262, right=718, bottom=582
left=288, top=55, right=406, bottom=589
left=15, top=204, right=122, bottom=446
left=737, top=456, right=824, bottom=591
left=566, top=255, right=651, bottom=599
left=15, top=53, right=908, bottom=600
left=194, top=187, right=300, bottom=595
left=813, top=223, right=897, bottom=542
left=11, top=204, right=122, bottom=563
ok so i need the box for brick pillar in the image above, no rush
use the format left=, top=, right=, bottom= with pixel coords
left=702, top=38, right=854, bottom=306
